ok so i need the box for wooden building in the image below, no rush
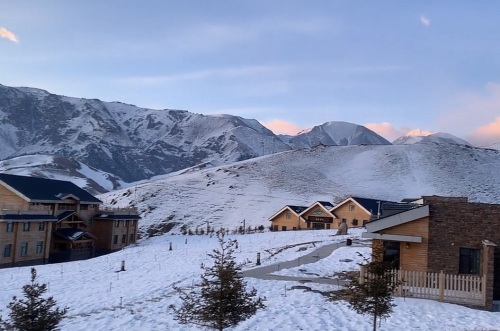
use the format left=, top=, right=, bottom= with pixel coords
left=269, top=197, right=415, bottom=231
left=0, top=173, right=140, bottom=268
left=362, top=196, right=500, bottom=309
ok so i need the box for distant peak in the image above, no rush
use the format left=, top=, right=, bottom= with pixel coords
left=405, top=129, right=434, bottom=137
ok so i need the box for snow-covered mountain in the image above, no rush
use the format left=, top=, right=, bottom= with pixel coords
left=285, top=121, right=390, bottom=148
left=393, top=129, right=471, bottom=146
left=98, top=143, right=500, bottom=236
left=0, top=84, right=391, bottom=187
left=0, top=84, right=292, bottom=183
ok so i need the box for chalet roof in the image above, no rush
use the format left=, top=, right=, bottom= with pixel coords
left=0, top=214, right=57, bottom=221
left=317, top=201, right=334, bottom=210
left=350, top=196, right=390, bottom=215
left=268, top=205, right=307, bottom=221
left=57, top=211, right=76, bottom=221
left=0, top=173, right=102, bottom=204
left=93, top=214, right=141, bottom=220
left=53, top=228, right=97, bottom=241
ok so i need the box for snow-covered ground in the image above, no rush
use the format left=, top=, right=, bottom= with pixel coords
left=98, top=143, right=500, bottom=235
left=0, top=229, right=499, bottom=331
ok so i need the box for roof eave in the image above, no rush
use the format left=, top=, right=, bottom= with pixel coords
left=365, top=205, right=430, bottom=233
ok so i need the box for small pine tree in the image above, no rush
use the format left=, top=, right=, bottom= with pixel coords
left=172, top=233, right=265, bottom=330
left=347, top=249, right=401, bottom=331
left=0, top=268, right=68, bottom=331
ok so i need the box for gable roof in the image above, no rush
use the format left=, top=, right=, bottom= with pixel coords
left=299, top=201, right=336, bottom=218
left=53, top=228, right=97, bottom=241
left=268, top=205, right=307, bottom=221
left=0, top=173, right=102, bottom=204
left=331, top=196, right=412, bottom=218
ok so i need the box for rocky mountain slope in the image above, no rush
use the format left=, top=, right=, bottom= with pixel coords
left=0, top=84, right=389, bottom=188
left=393, top=129, right=471, bottom=146
left=98, top=143, right=500, bottom=235
left=280, top=121, right=390, bottom=147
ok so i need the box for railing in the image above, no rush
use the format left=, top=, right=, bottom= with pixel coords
left=360, top=266, right=486, bottom=307
left=98, top=207, right=138, bottom=214
left=0, top=205, right=52, bottom=215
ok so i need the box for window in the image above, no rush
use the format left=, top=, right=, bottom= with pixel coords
left=459, top=248, right=480, bottom=274
left=6, top=223, right=13, bottom=233
left=36, top=241, right=43, bottom=254
left=22, top=222, right=30, bottom=232
left=20, top=242, right=28, bottom=256
left=352, top=219, right=359, bottom=226
left=113, top=235, right=118, bottom=245
left=115, top=220, right=120, bottom=228
left=38, top=222, right=45, bottom=231
left=80, top=204, right=88, bottom=210
left=125, top=220, right=129, bottom=227
left=123, top=220, right=127, bottom=227
left=122, top=234, right=126, bottom=244
left=281, top=226, right=287, bottom=231
left=285, top=212, right=291, bottom=220
left=349, top=205, right=355, bottom=211
left=129, top=233, right=135, bottom=242
left=3, top=244, right=12, bottom=257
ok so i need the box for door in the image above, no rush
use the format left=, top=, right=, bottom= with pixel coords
left=383, top=241, right=400, bottom=269
left=494, top=247, right=500, bottom=300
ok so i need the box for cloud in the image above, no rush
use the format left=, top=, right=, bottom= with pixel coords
left=468, top=117, right=500, bottom=147
left=0, top=27, right=18, bottom=43
left=119, top=65, right=289, bottom=86
left=261, top=119, right=305, bottom=135
left=364, top=122, right=409, bottom=141
left=440, top=82, right=500, bottom=142
left=420, top=16, right=430, bottom=28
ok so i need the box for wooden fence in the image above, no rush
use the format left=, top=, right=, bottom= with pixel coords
left=359, top=266, right=486, bottom=307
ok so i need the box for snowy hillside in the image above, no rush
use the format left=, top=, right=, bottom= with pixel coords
left=393, top=129, right=471, bottom=146
left=1, top=230, right=499, bottom=330
left=0, top=155, right=123, bottom=194
left=286, top=121, right=390, bottom=148
left=99, top=143, right=500, bottom=235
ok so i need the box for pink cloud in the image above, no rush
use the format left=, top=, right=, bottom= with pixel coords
left=0, top=27, right=18, bottom=43
left=468, top=117, right=500, bottom=147
left=261, top=119, right=305, bottom=135
left=440, top=82, right=500, bottom=136
left=364, top=122, right=409, bottom=141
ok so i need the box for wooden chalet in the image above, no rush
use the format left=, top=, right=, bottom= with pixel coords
left=0, top=173, right=140, bottom=268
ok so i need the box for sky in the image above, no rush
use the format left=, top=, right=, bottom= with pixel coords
left=1, top=1, right=500, bottom=146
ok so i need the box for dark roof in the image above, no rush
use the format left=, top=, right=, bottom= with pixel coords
left=401, top=198, right=421, bottom=203
left=350, top=196, right=421, bottom=217
left=93, top=214, right=140, bottom=220
left=317, top=201, right=334, bottom=209
left=57, top=211, right=76, bottom=221
left=286, top=205, right=308, bottom=214
left=0, top=214, right=57, bottom=221
left=0, top=173, right=102, bottom=204
left=53, top=228, right=96, bottom=241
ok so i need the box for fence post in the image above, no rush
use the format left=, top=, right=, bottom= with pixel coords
left=482, top=273, right=487, bottom=306
left=397, top=269, right=403, bottom=296
left=438, top=271, right=445, bottom=301
left=359, top=265, right=365, bottom=285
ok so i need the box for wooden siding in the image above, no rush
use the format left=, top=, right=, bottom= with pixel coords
left=379, top=216, right=430, bottom=272
left=269, top=210, right=305, bottom=231
left=0, top=184, right=29, bottom=209
left=0, top=221, right=52, bottom=266
left=301, top=206, right=336, bottom=229
left=333, top=202, right=371, bottom=228
left=91, top=219, right=138, bottom=251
